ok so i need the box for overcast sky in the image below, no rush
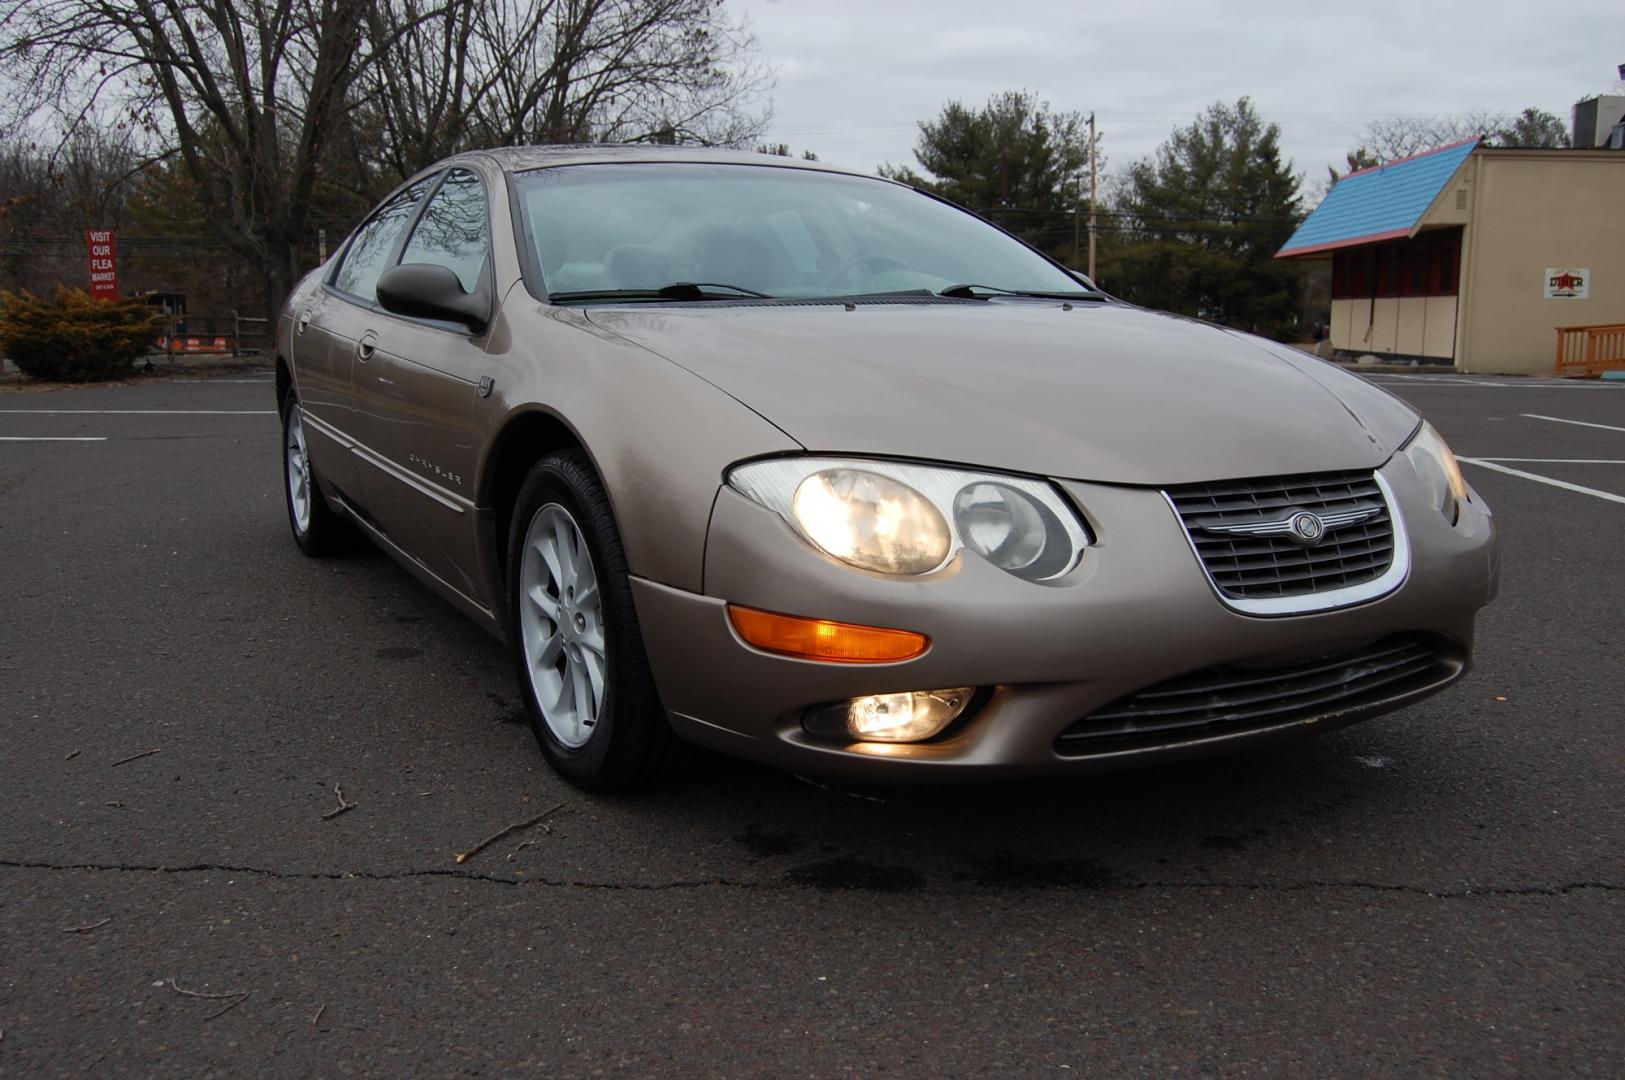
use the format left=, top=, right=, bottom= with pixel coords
left=739, top=0, right=1624, bottom=188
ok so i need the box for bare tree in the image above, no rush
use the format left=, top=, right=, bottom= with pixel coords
left=0, top=124, right=162, bottom=293
left=1350, top=106, right=1570, bottom=164
left=1, top=0, right=770, bottom=317
left=0, top=126, right=147, bottom=231
left=0, top=0, right=386, bottom=318
left=344, top=0, right=771, bottom=194
left=1352, top=112, right=1497, bottom=161
left=0, top=0, right=383, bottom=320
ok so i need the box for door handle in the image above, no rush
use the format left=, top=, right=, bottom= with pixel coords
left=356, top=332, right=377, bottom=361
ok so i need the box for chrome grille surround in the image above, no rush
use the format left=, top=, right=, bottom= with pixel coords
left=1164, top=470, right=1410, bottom=616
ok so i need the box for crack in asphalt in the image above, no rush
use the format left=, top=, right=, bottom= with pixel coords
left=1, top=858, right=1619, bottom=900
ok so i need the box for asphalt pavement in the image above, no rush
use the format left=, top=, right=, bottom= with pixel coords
left=1, top=371, right=1621, bottom=1077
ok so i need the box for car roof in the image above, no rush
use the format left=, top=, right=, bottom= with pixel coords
left=466, top=144, right=878, bottom=181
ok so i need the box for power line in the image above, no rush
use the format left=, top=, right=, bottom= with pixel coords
left=766, top=107, right=1514, bottom=138
left=973, top=207, right=1303, bottom=226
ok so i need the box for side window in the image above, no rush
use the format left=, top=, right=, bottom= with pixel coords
left=399, top=169, right=490, bottom=294
left=333, top=178, right=433, bottom=302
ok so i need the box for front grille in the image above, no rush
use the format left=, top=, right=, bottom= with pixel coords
left=1166, top=470, right=1395, bottom=601
left=1055, top=634, right=1450, bottom=749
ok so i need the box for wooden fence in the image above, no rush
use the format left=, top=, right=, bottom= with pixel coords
left=1554, top=323, right=1625, bottom=377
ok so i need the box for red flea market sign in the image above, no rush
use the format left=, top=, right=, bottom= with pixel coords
left=85, top=230, right=118, bottom=299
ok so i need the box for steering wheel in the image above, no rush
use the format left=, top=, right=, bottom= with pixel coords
left=820, top=252, right=912, bottom=288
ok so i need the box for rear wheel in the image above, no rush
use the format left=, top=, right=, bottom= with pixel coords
left=282, top=395, right=353, bottom=557
left=507, top=450, right=687, bottom=790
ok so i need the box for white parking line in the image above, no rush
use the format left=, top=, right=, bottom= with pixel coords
left=1521, top=413, right=1625, bottom=435
left=1474, top=458, right=1625, bottom=464
left=0, top=436, right=108, bottom=442
left=1366, top=375, right=1623, bottom=390
left=1459, top=458, right=1625, bottom=505
left=1368, top=375, right=1501, bottom=386
left=0, top=409, right=275, bottom=415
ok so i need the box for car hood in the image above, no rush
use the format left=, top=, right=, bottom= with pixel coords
left=585, top=300, right=1419, bottom=486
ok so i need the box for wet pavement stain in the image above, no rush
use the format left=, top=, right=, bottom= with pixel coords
left=957, top=851, right=1113, bottom=889
left=782, top=856, right=925, bottom=893
left=734, top=826, right=805, bottom=858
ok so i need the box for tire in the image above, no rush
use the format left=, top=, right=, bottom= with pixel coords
left=281, top=393, right=355, bottom=557
left=506, top=450, right=688, bottom=791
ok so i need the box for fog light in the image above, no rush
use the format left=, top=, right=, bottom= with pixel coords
left=805, top=687, right=973, bottom=743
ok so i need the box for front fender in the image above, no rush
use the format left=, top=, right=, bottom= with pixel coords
left=475, top=300, right=801, bottom=593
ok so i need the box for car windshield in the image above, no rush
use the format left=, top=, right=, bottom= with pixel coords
left=513, top=162, right=1091, bottom=302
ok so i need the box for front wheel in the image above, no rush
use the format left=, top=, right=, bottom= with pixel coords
left=507, top=450, right=687, bottom=790
left=282, top=395, right=354, bottom=557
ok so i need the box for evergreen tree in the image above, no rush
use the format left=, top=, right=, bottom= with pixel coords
left=1106, top=98, right=1303, bottom=336
left=1496, top=107, right=1570, bottom=149
left=757, top=144, right=820, bottom=160
left=881, top=91, right=1092, bottom=256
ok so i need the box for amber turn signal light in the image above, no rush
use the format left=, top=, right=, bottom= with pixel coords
left=726, top=605, right=929, bottom=663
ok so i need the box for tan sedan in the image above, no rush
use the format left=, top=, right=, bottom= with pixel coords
left=276, top=147, right=1498, bottom=790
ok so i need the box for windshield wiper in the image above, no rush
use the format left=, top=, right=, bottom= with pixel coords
left=937, top=283, right=1101, bottom=301
left=550, top=281, right=774, bottom=302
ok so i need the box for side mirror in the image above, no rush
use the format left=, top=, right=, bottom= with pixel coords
left=376, top=263, right=489, bottom=333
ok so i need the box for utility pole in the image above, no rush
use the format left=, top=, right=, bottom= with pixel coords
left=1072, top=180, right=1081, bottom=268
left=1087, top=112, right=1099, bottom=283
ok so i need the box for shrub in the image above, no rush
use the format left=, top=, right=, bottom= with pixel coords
left=0, top=286, right=170, bottom=382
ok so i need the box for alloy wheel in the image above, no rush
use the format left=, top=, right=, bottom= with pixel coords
left=286, top=406, right=312, bottom=535
left=518, top=503, right=607, bottom=748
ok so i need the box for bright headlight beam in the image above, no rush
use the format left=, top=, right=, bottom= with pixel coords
left=728, top=456, right=1090, bottom=580
left=791, top=468, right=952, bottom=575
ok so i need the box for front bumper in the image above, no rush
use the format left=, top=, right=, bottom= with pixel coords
left=630, top=456, right=1498, bottom=782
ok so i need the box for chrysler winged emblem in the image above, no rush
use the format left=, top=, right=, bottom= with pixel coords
left=1198, top=505, right=1379, bottom=547
left=1289, top=511, right=1325, bottom=543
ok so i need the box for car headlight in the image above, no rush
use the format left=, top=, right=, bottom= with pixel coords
left=1400, top=422, right=1468, bottom=525
left=726, top=457, right=1090, bottom=581
left=791, top=467, right=951, bottom=574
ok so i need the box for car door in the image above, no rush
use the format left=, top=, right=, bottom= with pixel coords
left=289, top=285, right=364, bottom=499
left=305, top=176, right=437, bottom=506
left=310, top=176, right=435, bottom=519
left=349, top=167, right=496, bottom=608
